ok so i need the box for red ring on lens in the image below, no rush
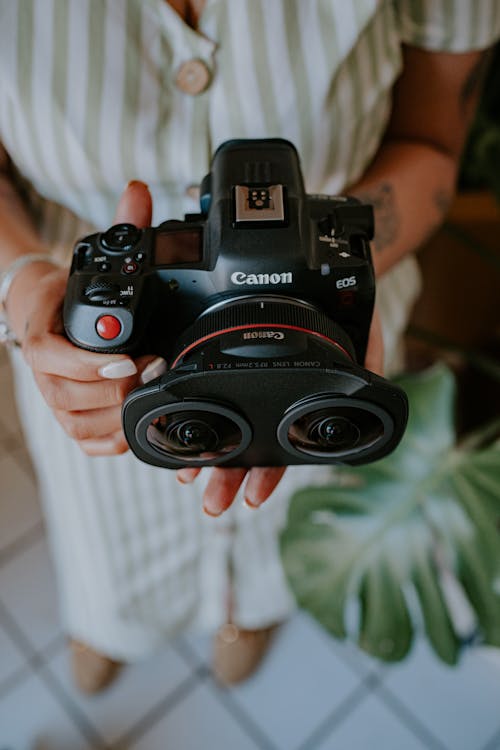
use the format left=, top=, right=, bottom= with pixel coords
left=170, top=323, right=354, bottom=369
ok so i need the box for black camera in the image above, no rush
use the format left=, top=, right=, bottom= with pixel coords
left=64, top=139, right=408, bottom=468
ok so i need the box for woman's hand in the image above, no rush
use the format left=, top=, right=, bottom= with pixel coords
left=6, top=181, right=156, bottom=455
left=178, top=306, right=385, bottom=518
left=7, top=179, right=384, bottom=514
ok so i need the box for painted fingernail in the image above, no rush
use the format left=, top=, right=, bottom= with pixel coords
left=203, top=505, right=222, bottom=518
left=98, top=359, right=138, bottom=379
left=244, top=497, right=260, bottom=509
left=81, top=437, right=118, bottom=453
left=126, top=180, right=149, bottom=190
left=177, top=468, right=197, bottom=484
left=140, top=357, right=167, bottom=384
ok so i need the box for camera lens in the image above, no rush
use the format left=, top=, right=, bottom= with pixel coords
left=175, top=420, right=218, bottom=452
left=279, top=399, right=388, bottom=459
left=311, top=416, right=361, bottom=450
left=145, top=409, right=245, bottom=461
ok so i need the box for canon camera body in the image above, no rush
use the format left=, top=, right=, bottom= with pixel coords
left=64, top=139, right=408, bottom=468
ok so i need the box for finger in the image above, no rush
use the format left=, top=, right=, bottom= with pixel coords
left=114, top=180, right=152, bottom=228
left=136, top=355, right=168, bottom=384
left=244, top=467, right=287, bottom=508
left=177, top=467, right=202, bottom=484
left=78, top=430, right=129, bottom=457
left=35, top=371, right=138, bottom=411
left=202, top=467, right=248, bottom=517
left=54, top=404, right=123, bottom=442
left=24, top=332, right=137, bottom=381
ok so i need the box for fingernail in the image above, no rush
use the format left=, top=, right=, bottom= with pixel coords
left=126, top=180, right=149, bottom=190
left=81, top=437, right=118, bottom=453
left=203, top=505, right=222, bottom=518
left=244, top=496, right=260, bottom=509
left=140, top=356, right=168, bottom=384
left=177, top=468, right=197, bottom=484
left=98, top=359, right=138, bottom=379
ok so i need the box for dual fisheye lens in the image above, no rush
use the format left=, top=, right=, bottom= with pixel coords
left=141, top=396, right=390, bottom=465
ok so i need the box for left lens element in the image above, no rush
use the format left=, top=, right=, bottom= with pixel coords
left=178, top=420, right=219, bottom=451
left=146, top=409, right=243, bottom=461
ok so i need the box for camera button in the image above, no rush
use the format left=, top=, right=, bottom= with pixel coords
left=175, top=59, right=211, bottom=95
left=96, top=315, right=122, bottom=340
left=122, top=261, right=139, bottom=275
left=98, top=262, right=112, bottom=272
left=133, top=251, right=146, bottom=263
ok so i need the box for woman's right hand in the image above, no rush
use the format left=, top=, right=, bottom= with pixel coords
left=5, top=181, right=155, bottom=455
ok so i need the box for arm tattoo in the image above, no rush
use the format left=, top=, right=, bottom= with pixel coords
left=353, top=182, right=400, bottom=253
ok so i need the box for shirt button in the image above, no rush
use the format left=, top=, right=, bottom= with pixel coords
left=175, top=59, right=211, bottom=95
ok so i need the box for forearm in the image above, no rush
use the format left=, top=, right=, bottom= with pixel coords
left=349, top=138, right=457, bottom=277
left=0, top=170, right=49, bottom=271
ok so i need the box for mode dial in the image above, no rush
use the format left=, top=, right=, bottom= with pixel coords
left=85, top=279, right=121, bottom=303
left=101, top=223, right=140, bottom=252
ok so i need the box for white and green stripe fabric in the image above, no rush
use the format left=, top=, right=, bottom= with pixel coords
left=2, top=1, right=499, bottom=657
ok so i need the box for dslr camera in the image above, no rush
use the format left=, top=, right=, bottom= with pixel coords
left=64, top=139, right=408, bottom=468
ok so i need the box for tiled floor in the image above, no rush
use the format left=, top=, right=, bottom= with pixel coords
left=1, top=345, right=500, bottom=750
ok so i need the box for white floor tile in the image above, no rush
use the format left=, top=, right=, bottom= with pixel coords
left=178, top=630, right=212, bottom=667
left=132, top=681, right=260, bottom=750
left=0, top=536, right=63, bottom=652
left=0, top=622, right=27, bottom=687
left=315, top=692, right=429, bottom=750
left=0, top=452, right=42, bottom=553
left=46, top=641, right=193, bottom=745
left=227, top=611, right=363, bottom=750
left=381, top=640, right=500, bottom=750
left=0, top=671, right=93, bottom=750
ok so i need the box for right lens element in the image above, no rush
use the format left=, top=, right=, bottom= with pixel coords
left=308, top=414, right=361, bottom=452
left=278, top=397, right=392, bottom=461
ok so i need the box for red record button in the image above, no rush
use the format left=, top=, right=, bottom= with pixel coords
left=96, top=315, right=122, bottom=340
left=122, top=261, right=138, bottom=274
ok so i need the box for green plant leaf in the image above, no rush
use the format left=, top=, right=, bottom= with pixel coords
left=280, top=364, right=500, bottom=664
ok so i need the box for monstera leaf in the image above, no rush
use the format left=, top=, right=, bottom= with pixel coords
left=280, top=365, right=500, bottom=664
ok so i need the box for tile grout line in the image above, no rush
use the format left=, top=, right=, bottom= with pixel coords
left=0, top=599, right=107, bottom=749
left=320, top=636, right=452, bottom=750
left=175, top=636, right=282, bottom=750
left=295, top=674, right=375, bottom=750
left=207, top=682, right=282, bottom=750
left=0, top=632, right=66, bottom=700
left=111, top=669, right=205, bottom=749
left=374, top=681, right=451, bottom=750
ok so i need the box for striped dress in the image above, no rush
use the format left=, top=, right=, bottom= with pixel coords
left=1, top=0, right=499, bottom=660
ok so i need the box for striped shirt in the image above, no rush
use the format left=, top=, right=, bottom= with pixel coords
left=2, top=1, right=500, bottom=652
left=1, top=0, right=499, bottom=248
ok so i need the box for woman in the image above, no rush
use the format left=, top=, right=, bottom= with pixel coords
left=0, top=0, right=498, bottom=691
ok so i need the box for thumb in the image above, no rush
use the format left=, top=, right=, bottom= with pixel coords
left=114, top=180, right=153, bottom=228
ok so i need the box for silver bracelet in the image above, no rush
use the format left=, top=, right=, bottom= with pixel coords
left=0, top=253, right=62, bottom=347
